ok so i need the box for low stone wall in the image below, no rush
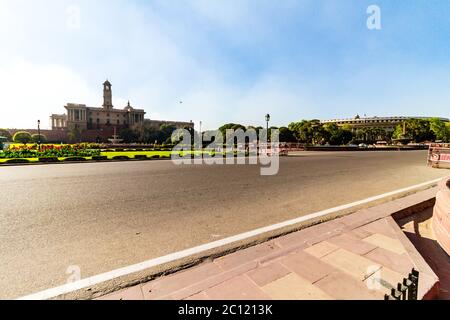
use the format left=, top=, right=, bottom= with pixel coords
left=433, top=177, right=450, bottom=255
left=303, top=146, right=428, bottom=152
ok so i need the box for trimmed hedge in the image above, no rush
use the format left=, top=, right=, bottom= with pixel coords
left=149, top=155, right=160, bottom=160
left=112, top=156, right=130, bottom=160
left=39, top=157, right=59, bottom=163
left=134, top=155, right=148, bottom=160
left=6, top=158, right=30, bottom=164
left=92, top=156, right=108, bottom=161
left=64, top=157, right=87, bottom=162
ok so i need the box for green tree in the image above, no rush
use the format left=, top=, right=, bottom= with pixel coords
left=392, top=119, right=435, bottom=142
left=0, top=129, right=12, bottom=141
left=288, top=120, right=325, bottom=145
left=278, top=127, right=296, bottom=142
left=119, top=128, right=139, bottom=143
left=13, top=131, right=32, bottom=144
left=218, top=123, right=246, bottom=137
left=31, top=134, right=47, bottom=144
left=430, top=118, right=450, bottom=142
left=323, top=123, right=353, bottom=145
left=288, top=120, right=312, bottom=143
left=67, top=127, right=82, bottom=143
left=0, top=136, right=7, bottom=150
left=159, top=125, right=177, bottom=144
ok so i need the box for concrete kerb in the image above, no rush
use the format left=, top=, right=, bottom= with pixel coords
left=18, top=180, right=439, bottom=300
left=0, top=157, right=173, bottom=167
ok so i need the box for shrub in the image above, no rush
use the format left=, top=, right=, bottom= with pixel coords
left=39, top=157, right=59, bottom=163
left=0, top=129, right=12, bottom=141
left=13, top=131, right=32, bottom=144
left=92, top=156, right=108, bottom=161
left=159, top=155, right=170, bottom=159
left=63, top=157, right=87, bottom=162
left=31, top=134, right=47, bottom=143
left=0, top=136, right=7, bottom=150
left=6, top=158, right=30, bottom=164
left=112, top=156, right=130, bottom=160
left=149, top=155, right=160, bottom=160
left=134, top=155, right=147, bottom=160
left=4, top=144, right=100, bottom=158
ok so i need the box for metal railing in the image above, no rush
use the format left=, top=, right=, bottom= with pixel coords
left=384, top=269, right=419, bottom=300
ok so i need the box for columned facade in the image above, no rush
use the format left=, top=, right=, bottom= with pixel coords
left=47, top=79, right=193, bottom=142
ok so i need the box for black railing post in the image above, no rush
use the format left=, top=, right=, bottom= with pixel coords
left=385, top=269, right=420, bottom=301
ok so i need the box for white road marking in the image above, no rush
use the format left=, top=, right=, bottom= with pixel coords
left=17, top=178, right=442, bottom=300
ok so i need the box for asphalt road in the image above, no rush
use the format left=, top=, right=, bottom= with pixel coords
left=0, top=151, right=447, bottom=299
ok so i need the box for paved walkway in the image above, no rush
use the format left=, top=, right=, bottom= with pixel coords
left=98, top=189, right=441, bottom=300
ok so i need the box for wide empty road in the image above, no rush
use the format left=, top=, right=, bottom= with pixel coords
left=0, top=151, right=447, bottom=299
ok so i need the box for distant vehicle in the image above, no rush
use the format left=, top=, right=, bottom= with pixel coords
left=358, top=143, right=368, bottom=148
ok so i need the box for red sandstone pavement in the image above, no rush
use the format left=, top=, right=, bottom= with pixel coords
left=97, top=188, right=443, bottom=301
left=398, top=208, right=450, bottom=300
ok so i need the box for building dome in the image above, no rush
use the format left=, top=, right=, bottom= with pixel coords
left=125, top=101, right=134, bottom=111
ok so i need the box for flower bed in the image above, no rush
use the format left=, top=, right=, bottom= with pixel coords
left=0, top=144, right=101, bottom=159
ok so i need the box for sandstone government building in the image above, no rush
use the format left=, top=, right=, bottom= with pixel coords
left=8, top=80, right=194, bottom=143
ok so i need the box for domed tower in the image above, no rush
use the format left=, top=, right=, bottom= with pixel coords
left=103, top=80, right=113, bottom=109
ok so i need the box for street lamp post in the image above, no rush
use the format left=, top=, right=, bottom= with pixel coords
left=37, top=119, right=41, bottom=151
left=265, top=114, right=271, bottom=142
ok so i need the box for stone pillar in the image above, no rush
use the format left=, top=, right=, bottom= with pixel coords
left=433, top=177, right=450, bottom=256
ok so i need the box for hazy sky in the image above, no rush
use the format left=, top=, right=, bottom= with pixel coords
left=0, top=0, right=449, bottom=129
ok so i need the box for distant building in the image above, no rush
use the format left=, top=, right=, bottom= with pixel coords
left=51, top=80, right=146, bottom=131
left=322, top=115, right=449, bottom=132
left=45, top=80, right=193, bottom=142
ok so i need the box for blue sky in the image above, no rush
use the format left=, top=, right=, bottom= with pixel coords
left=0, top=0, right=449, bottom=129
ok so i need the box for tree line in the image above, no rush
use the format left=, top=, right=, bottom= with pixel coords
left=1, top=117, right=449, bottom=146
left=209, top=118, right=450, bottom=145
left=115, top=117, right=450, bottom=145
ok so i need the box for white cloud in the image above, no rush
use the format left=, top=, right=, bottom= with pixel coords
left=0, top=59, right=128, bottom=129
